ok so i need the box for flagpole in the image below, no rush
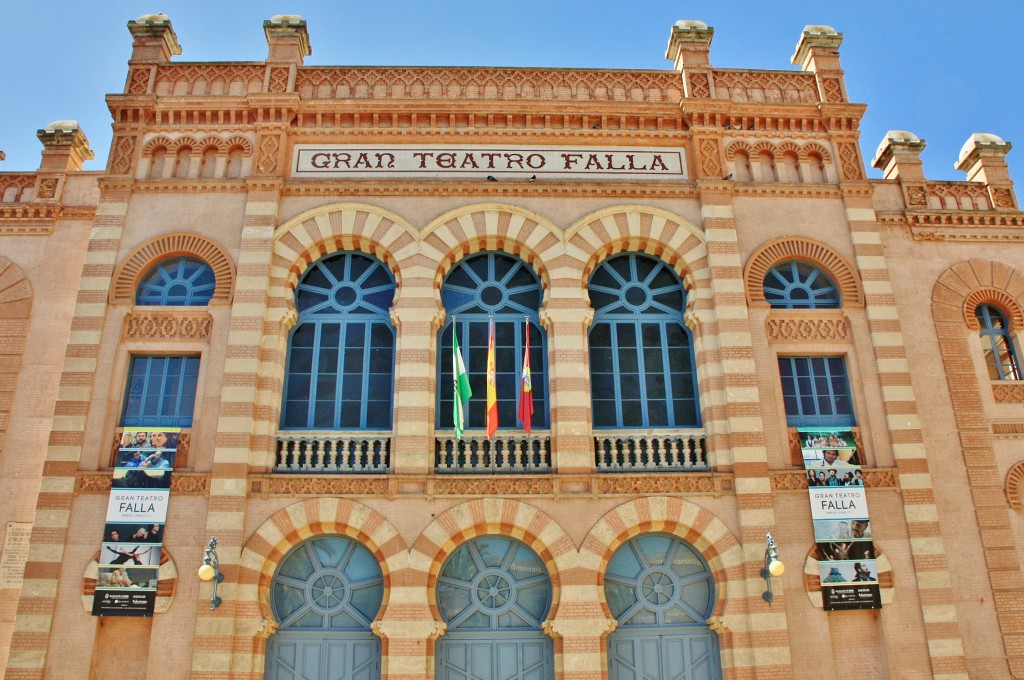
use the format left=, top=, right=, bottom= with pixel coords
left=486, top=316, right=498, bottom=440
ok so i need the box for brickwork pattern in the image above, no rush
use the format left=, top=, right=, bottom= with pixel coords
left=933, top=259, right=1024, bottom=678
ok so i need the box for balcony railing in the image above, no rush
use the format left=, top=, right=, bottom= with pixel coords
left=435, top=432, right=551, bottom=474
left=595, top=430, right=708, bottom=472
left=275, top=431, right=390, bottom=473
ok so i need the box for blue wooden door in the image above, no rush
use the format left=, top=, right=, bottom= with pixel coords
left=435, top=536, right=554, bottom=680
left=265, top=536, right=384, bottom=680
left=437, top=636, right=553, bottom=680
left=266, top=634, right=380, bottom=680
left=605, top=534, right=721, bottom=680
left=608, top=630, right=718, bottom=680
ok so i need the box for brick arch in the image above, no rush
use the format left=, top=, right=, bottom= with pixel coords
left=801, top=143, right=833, bottom=164
left=239, top=498, right=409, bottom=629
left=142, top=136, right=173, bottom=156
left=110, top=232, right=235, bottom=304
left=724, top=141, right=753, bottom=161
left=167, top=136, right=198, bottom=153
left=566, top=205, right=707, bottom=298
left=579, top=497, right=744, bottom=621
left=751, top=141, right=779, bottom=159
left=409, top=498, right=578, bottom=623
left=964, top=288, right=1024, bottom=331
left=421, top=203, right=562, bottom=295
left=778, top=141, right=801, bottom=157
left=224, top=135, right=253, bottom=155
left=1007, top=461, right=1024, bottom=510
left=271, top=203, right=417, bottom=312
left=745, top=237, right=864, bottom=308
left=934, top=260, right=1024, bottom=330
left=0, top=256, right=33, bottom=318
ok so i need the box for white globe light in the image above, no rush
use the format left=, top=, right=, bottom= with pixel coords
left=198, top=563, right=216, bottom=581
left=768, top=559, right=785, bottom=577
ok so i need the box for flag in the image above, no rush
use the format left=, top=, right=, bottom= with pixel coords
left=518, top=321, right=534, bottom=433
left=486, top=318, right=498, bottom=440
left=452, top=323, right=472, bottom=439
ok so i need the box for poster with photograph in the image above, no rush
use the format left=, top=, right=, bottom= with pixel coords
left=799, top=427, right=881, bottom=611
left=93, top=428, right=179, bottom=616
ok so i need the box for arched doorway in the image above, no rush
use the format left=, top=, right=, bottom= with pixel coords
left=435, top=536, right=554, bottom=680
left=265, top=535, right=384, bottom=680
left=605, top=533, right=721, bottom=680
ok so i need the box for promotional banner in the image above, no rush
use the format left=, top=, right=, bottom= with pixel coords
left=92, top=429, right=179, bottom=616
left=800, top=428, right=881, bottom=611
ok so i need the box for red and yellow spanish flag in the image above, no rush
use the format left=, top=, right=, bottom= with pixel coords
left=486, top=318, right=498, bottom=439
left=518, top=321, right=533, bottom=433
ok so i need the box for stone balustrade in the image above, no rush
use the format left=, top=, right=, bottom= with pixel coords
left=275, top=431, right=390, bottom=473
left=594, top=430, right=708, bottom=472
left=435, top=432, right=551, bottom=474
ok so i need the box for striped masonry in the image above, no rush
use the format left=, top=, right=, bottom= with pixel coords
left=844, top=190, right=969, bottom=680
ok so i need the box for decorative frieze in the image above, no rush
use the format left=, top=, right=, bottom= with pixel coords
left=122, top=310, right=212, bottom=340
left=767, top=313, right=850, bottom=342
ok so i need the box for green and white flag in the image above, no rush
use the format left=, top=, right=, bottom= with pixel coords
left=452, top=323, right=473, bottom=439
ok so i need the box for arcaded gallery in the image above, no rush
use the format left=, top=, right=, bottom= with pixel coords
left=0, top=12, right=1023, bottom=680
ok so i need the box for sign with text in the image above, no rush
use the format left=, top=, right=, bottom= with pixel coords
left=800, top=428, right=881, bottom=611
left=93, top=429, right=179, bottom=617
left=292, top=145, right=687, bottom=180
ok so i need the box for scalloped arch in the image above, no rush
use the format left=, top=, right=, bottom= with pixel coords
left=240, top=498, right=408, bottom=627
left=579, top=497, right=744, bottom=620
left=933, top=260, right=1024, bottom=330
left=0, top=256, right=33, bottom=319
left=566, top=206, right=707, bottom=291
left=110, top=232, right=235, bottom=305
left=409, top=498, right=576, bottom=622
left=421, top=203, right=562, bottom=293
left=1007, top=461, right=1024, bottom=510
left=778, top=141, right=801, bottom=156
left=745, top=237, right=864, bottom=308
left=271, top=203, right=417, bottom=308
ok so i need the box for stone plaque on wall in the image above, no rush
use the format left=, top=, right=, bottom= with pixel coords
left=0, top=523, right=32, bottom=590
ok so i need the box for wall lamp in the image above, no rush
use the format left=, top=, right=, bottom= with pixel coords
left=197, top=536, right=223, bottom=610
left=761, top=532, right=785, bottom=604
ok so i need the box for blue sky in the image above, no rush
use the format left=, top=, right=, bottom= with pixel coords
left=1, top=2, right=1021, bottom=180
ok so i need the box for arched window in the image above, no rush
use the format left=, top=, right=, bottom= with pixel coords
left=757, top=151, right=776, bottom=182
left=977, top=304, right=1023, bottom=380
left=588, top=253, right=699, bottom=429
left=282, top=252, right=396, bottom=429
left=148, top=147, right=167, bottom=179
left=266, top=535, right=384, bottom=680
left=436, top=252, right=547, bottom=431
left=605, top=533, right=720, bottom=679
left=136, top=256, right=216, bottom=306
left=733, top=151, right=751, bottom=182
left=762, top=261, right=839, bottom=309
left=200, top=147, right=217, bottom=178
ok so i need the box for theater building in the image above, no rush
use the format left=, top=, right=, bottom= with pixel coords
left=1, top=12, right=1023, bottom=680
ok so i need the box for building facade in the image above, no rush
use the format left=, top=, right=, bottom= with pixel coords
left=0, top=13, right=1022, bottom=680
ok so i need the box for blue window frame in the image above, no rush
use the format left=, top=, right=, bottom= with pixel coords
left=588, top=253, right=699, bottom=429
left=282, top=252, right=396, bottom=430
left=778, top=356, right=854, bottom=427
left=436, top=252, right=547, bottom=431
left=762, top=261, right=839, bottom=309
left=135, top=256, right=216, bottom=306
left=121, top=355, right=199, bottom=427
left=977, top=304, right=1023, bottom=380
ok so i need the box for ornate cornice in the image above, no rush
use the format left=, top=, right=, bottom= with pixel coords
left=279, top=179, right=702, bottom=200
left=877, top=209, right=1024, bottom=241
